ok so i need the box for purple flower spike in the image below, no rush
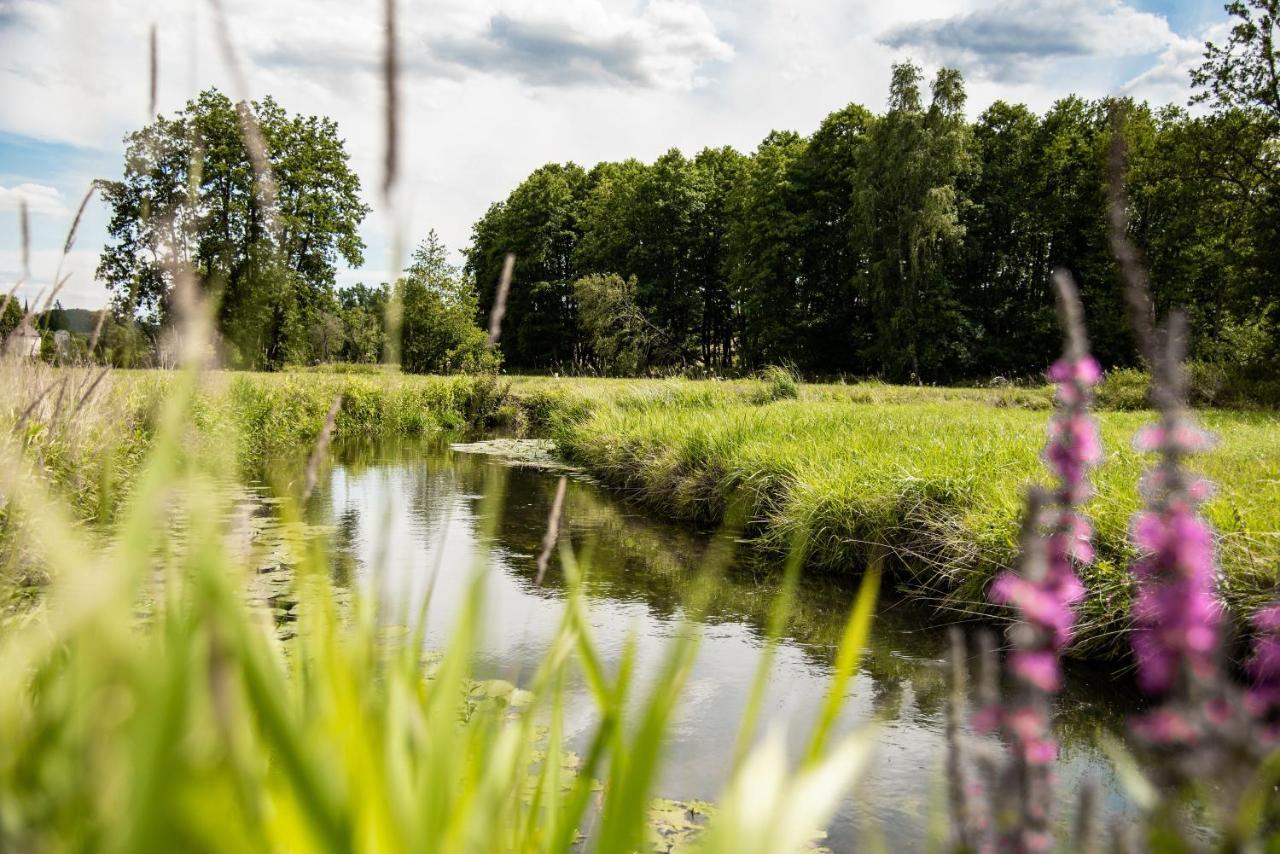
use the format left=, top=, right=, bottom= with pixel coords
left=1126, top=319, right=1223, bottom=702
left=990, top=273, right=1101, bottom=685
left=980, top=271, right=1099, bottom=852
left=1247, top=605, right=1280, bottom=714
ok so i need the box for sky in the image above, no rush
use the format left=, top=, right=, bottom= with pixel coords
left=0, top=0, right=1231, bottom=310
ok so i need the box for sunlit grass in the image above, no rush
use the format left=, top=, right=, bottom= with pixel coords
left=0, top=359, right=880, bottom=851
left=522, top=376, right=1280, bottom=657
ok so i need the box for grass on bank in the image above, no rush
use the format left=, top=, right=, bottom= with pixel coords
left=0, top=358, right=880, bottom=851
left=510, top=375, right=1280, bottom=658
left=5, top=365, right=1278, bottom=659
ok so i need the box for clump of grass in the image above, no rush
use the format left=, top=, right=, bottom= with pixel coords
left=752, top=364, right=800, bottom=404
left=1096, top=367, right=1151, bottom=410
left=1099, top=362, right=1280, bottom=410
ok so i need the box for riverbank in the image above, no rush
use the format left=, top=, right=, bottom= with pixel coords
left=5, top=366, right=1277, bottom=660
left=0, top=365, right=505, bottom=593
left=508, top=376, right=1280, bottom=659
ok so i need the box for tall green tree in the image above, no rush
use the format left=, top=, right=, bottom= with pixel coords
left=575, top=159, right=648, bottom=280
left=724, top=131, right=808, bottom=369
left=1187, top=1, right=1280, bottom=370
left=623, top=149, right=710, bottom=367
left=853, top=63, right=975, bottom=381
left=467, top=164, right=589, bottom=369
left=957, top=101, right=1057, bottom=375
left=790, top=104, right=876, bottom=372
left=0, top=299, right=22, bottom=340
left=97, top=89, right=369, bottom=369
left=689, top=147, right=747, bottom=369
left=1192, top=0, right=1280, bottom=129
left=399, top=232, right=496, bottom=375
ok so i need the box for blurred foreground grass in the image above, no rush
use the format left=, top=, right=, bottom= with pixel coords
left=0, top=360, right=879, bottom=851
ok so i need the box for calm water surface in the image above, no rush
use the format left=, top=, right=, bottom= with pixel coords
left=307, top=436, right=1142, bottom=851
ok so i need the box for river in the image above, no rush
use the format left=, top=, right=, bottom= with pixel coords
left=304, top=435, right=1143, bottom=850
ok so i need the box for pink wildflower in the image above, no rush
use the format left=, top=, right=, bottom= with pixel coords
left=1247, top=604, right=1280, bottom=711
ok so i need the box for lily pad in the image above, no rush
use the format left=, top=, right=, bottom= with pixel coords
left=449, top=438, right=584, bottom=476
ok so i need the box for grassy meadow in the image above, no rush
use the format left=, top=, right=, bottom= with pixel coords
left=4, top=362, right=1279, bottom=849
left=6, top=365, right=1277, bottom=659
left=509, top=374, right=1280, bottom=658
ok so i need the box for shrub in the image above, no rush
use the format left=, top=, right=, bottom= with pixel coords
left=752, top=364, right=800, bottom=404
left=398, top=233, right=498, bottom=376
left=1096, top=367, right=1150, bottom=409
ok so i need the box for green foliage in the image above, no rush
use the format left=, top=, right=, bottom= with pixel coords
left=463, top=37, right=1280, bottom=387
left=97, top=89, right=370, bottom=369
left=93, top=314, right=154, bottom=368
left=0, top=298, right=22, bottom=339
left=1191, top=0, right=1280, bottom=125
left=573, top=272, right=661, bottom=374
left=853, top=63, right=975, bottom=382
left=466, top=163, right=589, bottom=370
left=336, top=283, right=388, bottom=364
left=726, top=131, right=809, bottom=369
left=398, top=233, right=498, bottom=375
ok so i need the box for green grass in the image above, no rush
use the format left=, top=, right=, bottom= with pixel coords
left=0, top=358, right=880, bottom=851
left=7, top=364, right=1278, bottom=660
left=507, top=376, right=1280, bottom=658
left=5, top=362, right=1279, bottom=847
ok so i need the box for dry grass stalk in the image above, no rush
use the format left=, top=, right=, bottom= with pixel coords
left=487, top=253, right=515, bottom=347
left=206, top=0, right=279, bottom=232
left=302, top=395, right=343, bottom=501
left=70, top=366, right=112, bottom=420
left=382, top=0, right=399, bottom=202
left=88, top=308, right=109, bottom=353
left=12, top=377, right=64, bottom=435
left=1, top=201, right=31, bottom=323
left=1106, top=115, right=1156, bottom=364
left=149, top=24, right=158, bottom=117
left=535, top=476, right=568, bottom=585
left=19, top=200, right=29, bottom=284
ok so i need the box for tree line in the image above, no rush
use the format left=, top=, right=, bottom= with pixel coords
left=468, top=6, right=1279, bottom=382
left=85, top=0, right=1278, bottom=382
left=91, top=90, right=491, bottom=373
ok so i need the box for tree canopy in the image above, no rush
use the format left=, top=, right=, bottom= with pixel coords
left=97, top=89, right=369, bottom=369
left=466, top=47, right=1280, bottom=383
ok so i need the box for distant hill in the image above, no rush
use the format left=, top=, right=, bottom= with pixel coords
left=38, top=307, right=98, bottom=334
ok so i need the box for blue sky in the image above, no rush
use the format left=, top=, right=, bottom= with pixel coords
left=0, top=0, right=1234, bottom=310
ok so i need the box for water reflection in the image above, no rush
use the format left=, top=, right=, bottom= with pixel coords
left=311, top=436, right=1141, bottom=851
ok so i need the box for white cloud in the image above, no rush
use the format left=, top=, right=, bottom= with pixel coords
left=425, top=0, right=734, bottom=90
left=880, top=0, right=1177, bottom=81
left=0, top=0, right=1221, bottom=310
left=1120, top=24, right=1224, bottom=106
left=0, top=182, right=66, bottom=215
left=0, top=248, right=108, bottom=309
